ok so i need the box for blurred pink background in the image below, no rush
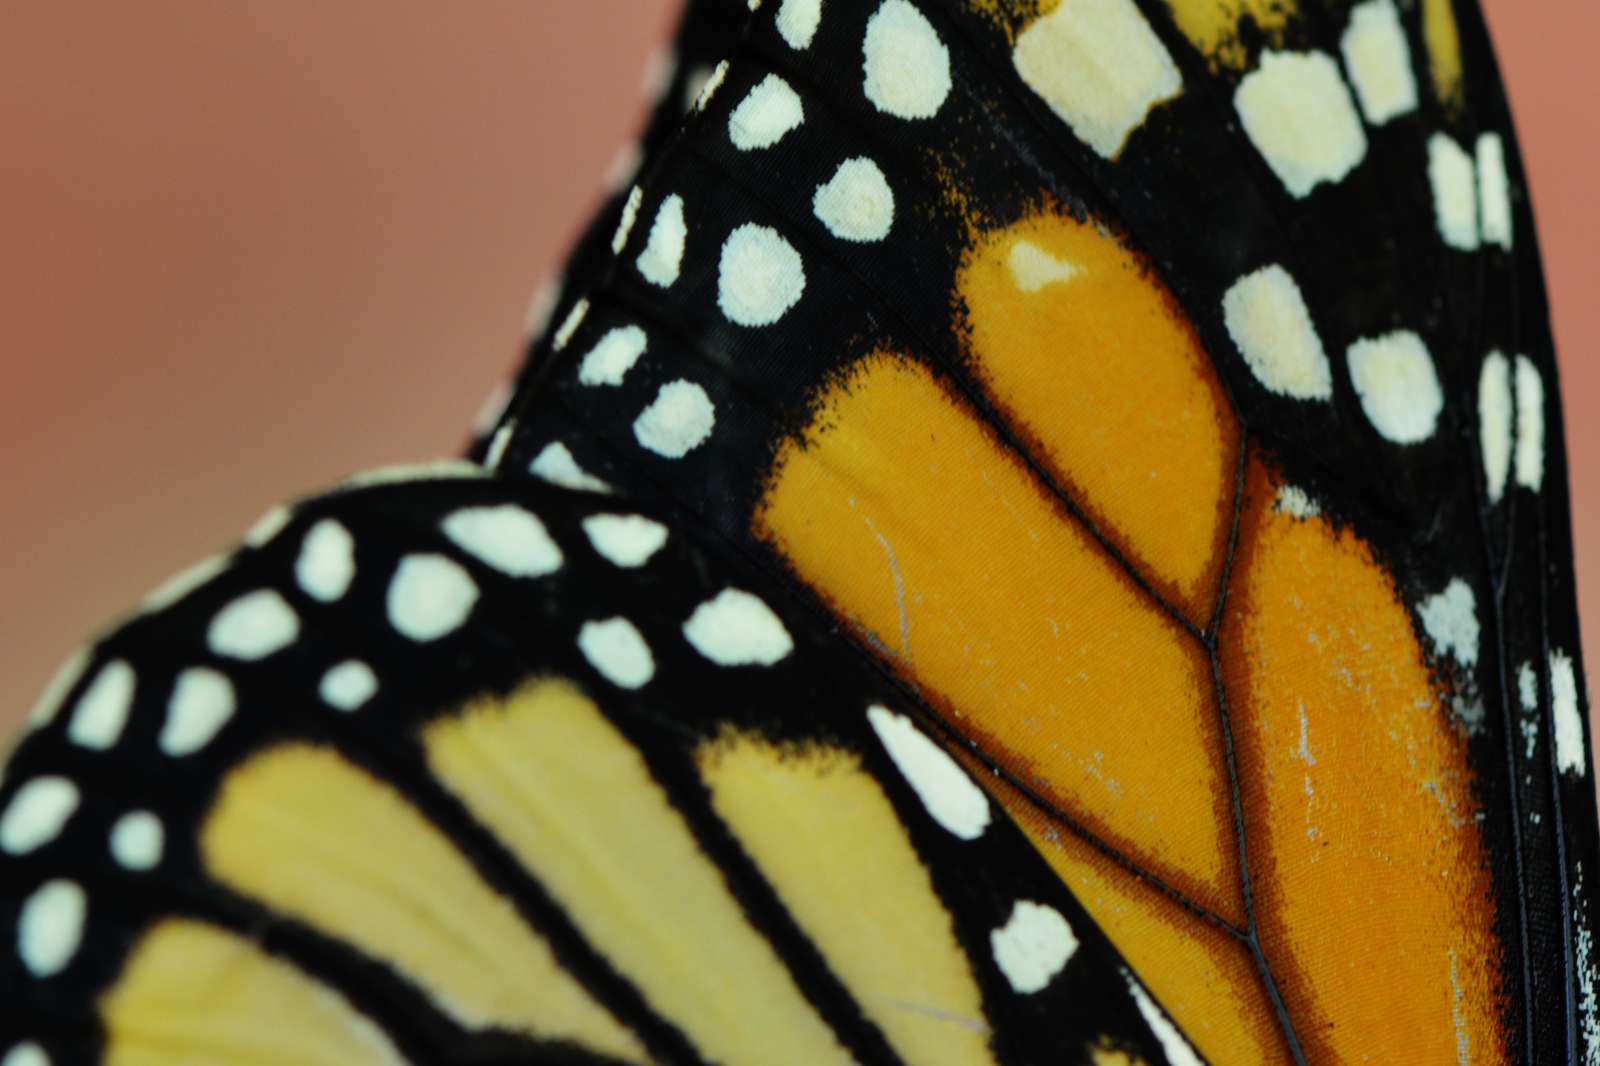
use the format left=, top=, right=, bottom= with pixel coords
left=1, top=3, right=1594, bottom=754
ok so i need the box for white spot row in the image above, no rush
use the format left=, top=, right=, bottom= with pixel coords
left=1429, top=131, right=1514, bottom=251
left=578, top=588, right=795, bottom=689
left=863, top=0, right=951, bottom=121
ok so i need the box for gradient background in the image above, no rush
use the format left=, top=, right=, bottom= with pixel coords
left=1, top=4, right=1594, bottom=759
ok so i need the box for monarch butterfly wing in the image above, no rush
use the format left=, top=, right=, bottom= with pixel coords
left=0, top=470, right=1185, bottom=1066
left=468, top=0, right=751, bottom=460
left=489, top=0, right=1599, bottom=1061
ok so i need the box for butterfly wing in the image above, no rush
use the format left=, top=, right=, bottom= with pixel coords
left=485, top=0, right=1600, bottom=1061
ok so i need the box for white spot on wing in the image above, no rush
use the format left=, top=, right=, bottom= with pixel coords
left=1274, top=485, right=1321, bottom=519
left=866, top=705, right=991, bottom=840
left=777, top=0, right=822, bottom=49
left=1340, top=0, right=1417, bottom=125
left=442, top=505, right=563, bottom=578
left=692, top=60, right=729, bottom=111
left=990, top=900, right=1077, bottom=993
left=813, top=157, right=895, bottom=242
left=583, top=514, right=670, bottom=569
left=1477, top=133, right=1513, bottom=249
left=1007, top=240, right=1079, bottom=292
left=1418, top=578, right=1479, bottom=668
left=611, top=186, right=643, bottom=254
left=862, top=0, right=951, bottom=120
left=1236, top=50, right=1367, bottom=198
left=1125, top=971, right=1204, bottom=1066
left=109, top=810, right=164, bottom=871
left=578, top=617, right=656, bottom=689
left=296, top=519, right=356, bottom=603
left=1552, top=650, right=1586, bottom=777
left=1347, top=330, right=1443, bottom=444
left=320, top=660, right=378, bottom=712
left=637, top=194, right=688, bottom=288
left=1515, top=355, right=1545, bottom=492
left=718, top=224, right=805, bottom=326
left=551, top=298, right=590, bottom=352
left=1012, top=0, right=1181, bottom=159
left=578, top=325, right=648, bottom=387
left=1222, top=264, right=1332, bottom=400
left=18, top=879, right=85, bottom=978
left=729, top=74, right=804, bottom=150
left=160, top=668, right=236, bottom=757
left=634, top=380, right=716, bottom=458
left=386, top=554, right=479, bottom=642
left=1428, top=133, right=1480, bottom=250
left=208, top=590, right=300, bottom=660
left=529, top=442, right=613, bottom=494
left=2, top=1042, right=49, bottom=1066
left=683, top=589, right=794, bottom=666
left=66, top=660, right=135, bottom=750
left=0, top=778, right=79, bottom=855
left=1479, top=352, right=1513, bottom=503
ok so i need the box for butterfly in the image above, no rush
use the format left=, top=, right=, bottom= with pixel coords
left=2, top=0, right=1595, bottom=1063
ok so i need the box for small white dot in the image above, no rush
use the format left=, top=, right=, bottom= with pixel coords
left=813, top=157, right=895, bottom=242
left=1340, top=0, right=1417, bottom=125
left=387, top=554, right=480, bottom=642
left=862, top=0, right=951, bottom=120
left=529, top=442, right=613, bottom=494
left=578, top=325, right=648, bottom=387
left=0, top=778, right=79, bottom=856
left=161, top=667, right=236, bottom=757
left=990, top=901, right=1078, bottom=994
left=1235, top=50, right=1367, bottom=198
left=1346, top=330, right=1443, bottom=444
left=552, top=298, right=590, bottom=352
left=1, top=1042, right=49, bottom=1066
left=109, top=810, right=164, bottom=871
left=582, top=514, right=670, bottom=569
left=729, top=74, right=805, bottom=150
left=1417, top=578, right=1479, bottom=669
left=442, top=505, right=563, bottom=578
left=578, top=618, right=656, bottom=689
left=637, top=195, right=688, bottom=289
left=296, top=519, right=357, bottom=603
left=867, top=705, right=991, bottom=840
left=718, top=224, right=805, bottom=326
left=207, top=590, right=300, bottom=660
left=320, top=660, right=378, bottom=712
left=1274, top=485, right=1321, bottom=520
left=66, top=659, right=135, bottom=750
left=777, top=0, right=822, bottom=48
left=634, top=380, right=716, bottom=459
left=1479, top=352, right=1513, bottom=503
left=1222, top=264, right=1332, bottom=400
left=1477, top=133, right=1513, bottom=250
left=18, top=879, right=86, bottom=978
left=1428, top=132, right=1479, bottom=250
left=612, top=185, right=644, bottom=254
left=692, top=60, right=730, bottom=111
left=1515, top=355, right=1545, bottom=492
left=683, top=588, right=794, bottom=666
left=1553, top=650, right=1585, bottom=776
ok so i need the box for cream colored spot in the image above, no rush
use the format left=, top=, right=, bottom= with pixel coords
left=1429, top=133, right=1479, bottom=250
left=0, top=777, right=79, bottom=855
left=1012, top=0, right=1182, bottom=159
left=729, top=74, right=804, bottom=150
left=1007, top=240, right=1079, bottom=292
left=320, top=660, right=379, bottom=712
left=109, top=810, right=164, bottom=871
left=637, top=194, right=688, bottom=288
left=866, top=705, right=990, bottom=840
left=442, top=505, right=563, bottom=579
left=862, top=0, right=951, bottom=120
left=718, top=224, right=805, bottom=326
left=1515, top=355, right=1545, bottom=491
left=1235, top=51, right=1367, bottom=197
left=813, top=157, right=895, bottom=242
left=683, top=588, right=794, bottom=666
left=778, top=0, right=822, bottom=49
left=1418, top=578, right=1479, bottom=668
left=386, top=554, right=479, bottom=642
left=577, top=617, right=656, bottom=689
left=1553, top=651, right=1585, bottom=776
left=692, top=60, right=729, bottom=111
left=208, top=590, right=300, bottom=660
left=67, top=659, right=135, bottom=750
left=634, top=380, right=716, bottom=458
left=578, top=325, right=648, bottom=387
left=990, top=901, right=1078, bottom=994
left=1477, top=133, right=1513, bottom=249
left=1347, top=330, right=1443, bottom=444
left=18, top=879, right=85, bottom=978
left=611, top=186, right=643, bottom=254
left=551, top=298, right=589, bottom=352
left=530, top=442, right=613, bottom=494
left=297, top=519, right=356, bottom=603
left=1222, top=264, right=1332, bottom=400
left=582, top=514, right=670, bottom=569
left=1, top=1043, right=47, bottom=1066
left=160, top=667, right=236, bottom=757
left=1340, top=0, right=1418, bottom=125
left=1479, top=352, right=1512, bottom=503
